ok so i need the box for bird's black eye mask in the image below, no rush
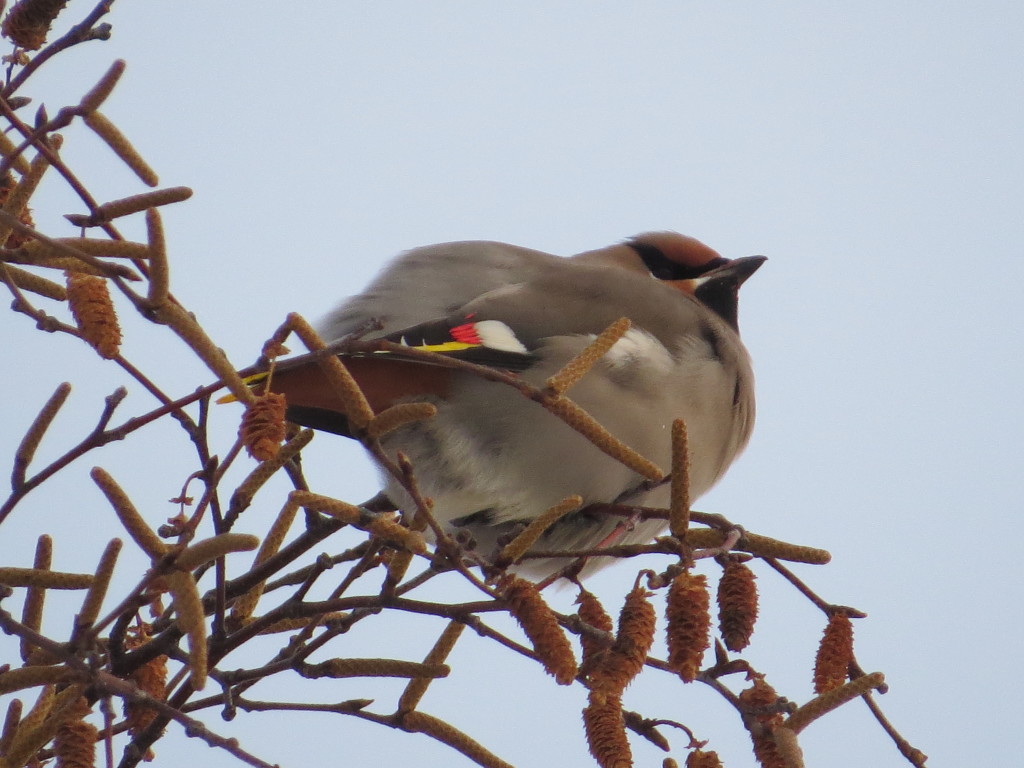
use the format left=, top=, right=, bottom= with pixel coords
left=627, top=240, right=729, bottom=280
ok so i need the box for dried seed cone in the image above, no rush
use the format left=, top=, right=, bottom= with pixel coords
left=582, top=694, right=632, bottom=768
left=616, top=587, right=655, bottom=662
left=0, top=172, right=35, bottom=247
left=577, top=588, right=613, bottom=680
left=739, top=677, right=784, bottom=725
left=2, top=0, right=69, bottom=50
left=739, top=678, right=786, bottom=768
left=813, top=613, right=854, bottom=694
left=666, top=572, right=710, bottom=682
left=592, top=586, right=656, bottom=695
left=124, top=624, right=167, bottom=739
left=749, top=730, right=786, bottom=768
left=66, top=271, right=121, bottom=359
left=502, top=576, right=577, bottom=685
left=685, top=750, right=724, bottom=768
left=240, top=392, right=287, bottom=461
left=54, top=696, right=96, bottom=768
left=717, top=560, right=758, bottom=652
left=125, top=656, right=167, bottom=736
left=4, top=205, right=33, bottom=248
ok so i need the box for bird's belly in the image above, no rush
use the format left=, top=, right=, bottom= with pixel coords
left=374, top=366, right=745, bottom=545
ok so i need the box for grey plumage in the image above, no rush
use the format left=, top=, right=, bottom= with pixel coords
left=314, top=234, right=762, bottom=572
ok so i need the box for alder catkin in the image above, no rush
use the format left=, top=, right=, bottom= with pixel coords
left=66, top=271, right=121, bottom=358
left=2, top=0, right=70, bottom=50
left=813, top=613, right=854, bottom=694
left=123, top=623, right=168, bottom=740
left=582, top=694, right=632, bottom=768
left=53, top=696, right=96, bottom=768
left=502, top=576, right=578, bottom=685
left=717, top=559, right=759, bottom=651
left=240, top=392, right=287, bottom=461
left=665, top=571, right=710, bottom=682
left=738, top=677, right=786, bottom=768
left=685, top=750, right=724, bottom=768
left=576, top=588, right=613, bottom=680
left=590, top=586, right=655, bottom=695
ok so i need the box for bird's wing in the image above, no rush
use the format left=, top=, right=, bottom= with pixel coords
left=378, top=312, right=538, bottom=372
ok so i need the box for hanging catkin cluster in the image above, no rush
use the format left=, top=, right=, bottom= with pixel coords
left=501, top=576, right=578, bottom=685
left=582, top=696, right=633, bottom=768
left=813, top=613, right=855, bottom=694
left=65, top=271, right=121, bottom=359
left=685, top=749, right=724, bottom=768
left=666, top=571, right=711, bottom=683
left=240, top=392, right=288, bottom=461
left=577, top=588, right=614, bottom=680
left=738, top=677, right=787, bottom=768
left=123, top=623, right=168, bottom=744
left=52, top=696, right=96, bottom=768
left=2, top=0, right=69, bottom=50
left=580, top=586, right=657, bottom=768
left=717, top=559, right=759, bottom=651
left=0, top=172, right=35, bottom=247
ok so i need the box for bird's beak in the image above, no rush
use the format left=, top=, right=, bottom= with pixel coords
left=668, top=255, right=767, bottom=295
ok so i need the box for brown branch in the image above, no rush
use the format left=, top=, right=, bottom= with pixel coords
left=0, top=607, right=277, bottom=768
left=860, top=691, right=929, bottom=767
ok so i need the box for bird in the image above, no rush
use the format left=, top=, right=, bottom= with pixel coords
left=263, top=232, right=764, bottom=573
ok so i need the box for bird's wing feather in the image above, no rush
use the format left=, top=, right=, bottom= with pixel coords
left=380, top=314, right=537, bottom=371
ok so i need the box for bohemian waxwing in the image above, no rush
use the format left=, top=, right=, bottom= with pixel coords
left=268, top=233, right=764, bottom=573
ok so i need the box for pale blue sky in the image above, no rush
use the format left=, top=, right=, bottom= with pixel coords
left=3, top=2, right=1022, bottom=767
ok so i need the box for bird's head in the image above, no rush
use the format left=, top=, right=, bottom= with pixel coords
left=573, top=231, right=766, bottom=330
